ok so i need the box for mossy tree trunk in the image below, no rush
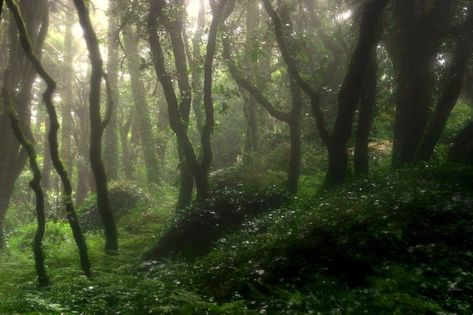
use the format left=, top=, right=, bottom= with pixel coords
left=222, top=33, right=302, bottom=194
left=263, top=0, right=388, bottom=187
left=390, top=0, right=455, bottom=166
left=2, top=73, right=50, bottom=287
left=73, top=0, right=118, bottom=253
left=414, top=6, right=473, bottom=163
left=148, top=0, right=235, bottom=202
left=6, top=0, right=91, bottom=275
left=122, top=24, right=161, bottom=185
left=103, top=0, right=120, bottom=181
left=0, top=0, right=48, bottom=251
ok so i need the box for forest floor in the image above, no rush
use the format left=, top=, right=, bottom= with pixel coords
left=1, top=163, right=473, bottom=314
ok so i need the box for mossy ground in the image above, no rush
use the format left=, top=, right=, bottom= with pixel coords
left=1, top=163, right=472, bottom=314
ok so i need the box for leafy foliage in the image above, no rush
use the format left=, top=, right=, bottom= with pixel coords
left=2, top=164, right=472, bottom=314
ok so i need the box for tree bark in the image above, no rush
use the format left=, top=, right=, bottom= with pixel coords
left=122, top=24, right=160, bottom=185
left=354, top=55, right=378, bottom=176
left=0, top=0, right=47, bottom=250
left=148, top=0, right=234, bottom=202
left=73, top=0, right=118, bottom=253
left=222, top=32, right=302, bottom=194
left=2, top=72, right=49, bottom=287
left=7, top=0, right=92, bottom=275
left=103, top=0, right=120, bottom=181
left=449, top=121, right=473, bottom=162
left=242, top=0, right=260, bottom=163
left=414, top=8, right=473, bottom=162
left=61, top=6, right=74, bottom=177
left=263, top=0, right=388, bottom=187
left=390, top=0, right=455, bottom=166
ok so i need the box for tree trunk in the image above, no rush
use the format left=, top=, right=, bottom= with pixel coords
left=167, top=11, right=195, bottom=208
left=7, top=0, right=92, bottom=275
left=449, top=121, right=473, bottom=162
left=103, top=0, right=120, bottom=181
left=391, top=0, right=455, bottom=166
left=61, top=9, right=74, bottom=177
left=148, top=0, right=233, bottom=203
left=2, top=71, right=50, bottom=287
left=354, top=55, right=378, bottom=176
left=73, top=0, right=118, bottom=253
left=122, top=25, right=160, bottom=185
left=414, top=8, right=473, bottom=162
left=263, top=0, right=388, bottom=187
left=0, top=0, right=48, bottom=250
left=324, top=0, right=388, bottom=186
left=188, top=0, right=205, bottom=132
left=287, top=117, right=301, bottom=194
left=222, top=32, right=302, bottom=194
left=242, top=0, right=260, bottom=163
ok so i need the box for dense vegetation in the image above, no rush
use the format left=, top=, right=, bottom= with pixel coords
left=1, top=0, right=473, bottom=314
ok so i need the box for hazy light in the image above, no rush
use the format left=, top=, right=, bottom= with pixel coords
left=187, top=0, right=200, bottom=18
left=336, top=10, right=352, bottom=22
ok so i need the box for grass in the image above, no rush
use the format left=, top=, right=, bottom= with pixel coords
left=1, top=163, right=473, bottom=314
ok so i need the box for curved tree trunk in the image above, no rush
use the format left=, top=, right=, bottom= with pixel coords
left=148, top=0, right=234, bottom=202
left=0, top=0, right=47, bottom=251
left=7, top=0, right=92, bottom=275
left=263, top=0, right=388, bottom=187
left=73, top=0, right=118, bottom=253
left=390, top=0, right=455, bottom=166
left=222, top=33, right=302, bottom=194
left=414, top=7, right=473, bottom=162
left=2, top=74, right=49, bottom=287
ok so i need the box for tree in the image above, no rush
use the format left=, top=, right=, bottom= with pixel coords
left=103, top=0, right=120, bottom=181
left=263, top=0, right=388, bottom=186
left=60, top=1, right=74, bottom=177
left=120, top=6, right=161, bottom=185
left=222, top=27, right=303, bottom=194
left=414, top=5, right=473, bottom=162
left=6, top=0, right=91, bottom=275
left=148, top=0, right=235, bottom=202
left=72, top=0, right=118, bottom=253
left=0, top=0, right=48, bottom=250
left=388, top=0, right=457, bottom=166
left=2, top=77, right=49, bottom=287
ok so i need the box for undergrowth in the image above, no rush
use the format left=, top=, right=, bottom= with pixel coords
left=0, top=163, right=472, bottom=314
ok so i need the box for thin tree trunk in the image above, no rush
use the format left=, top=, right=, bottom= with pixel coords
left=41, top=116, right=52, bottom=190
left=73, top=0, right=118, bottom=253
left=61, top=9, right=74, bottom=176
left=263, top=0, right=388, bottom=187
left=103, top=0, right=120, bottom=181
left=242, top=0, right=260, bottom=163
left=2, top=74, right=49, bottom=287
left=7, top=0, right=91, bottom=275
left=119, top=110, right=135, bottom=180
left=222, top=33, right=302, bottom=194
left=122, top=25, right=160, bottom=185
left=0, top=0, right=47, bottom=250
left=148, top=0, right=234, bottom=202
